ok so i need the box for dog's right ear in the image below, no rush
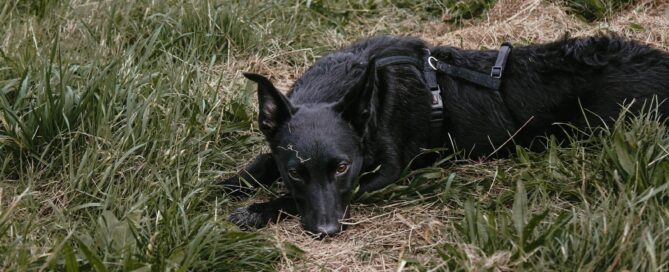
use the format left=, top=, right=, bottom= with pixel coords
left=243, top=73, right=295, bottom=137
left=333, top=60, right=378, bottom=137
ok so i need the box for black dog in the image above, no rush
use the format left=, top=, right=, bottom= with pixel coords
left=224, top=35, right=669, bottom=236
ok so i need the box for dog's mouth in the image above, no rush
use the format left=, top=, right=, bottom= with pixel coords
left=301, top=207, right=351, bottom=237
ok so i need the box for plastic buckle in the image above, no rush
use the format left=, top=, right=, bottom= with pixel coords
left=491, top=66, right=503, bottom=78
left=431, top=89, right=443, bottom=109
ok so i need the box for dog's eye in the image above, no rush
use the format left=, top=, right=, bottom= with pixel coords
left=287, top=168, right=300, bottom=180
left=335, top=163, right=349, bottom=175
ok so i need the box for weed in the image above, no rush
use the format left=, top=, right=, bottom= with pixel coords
left=559, top=0, right=637, bottom=21
left=444, top=0, right=497, bottom=24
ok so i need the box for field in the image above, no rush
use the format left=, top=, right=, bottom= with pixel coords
left=1, top=0, right=669, bottom=271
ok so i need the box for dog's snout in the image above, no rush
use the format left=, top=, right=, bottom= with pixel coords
left=315, top=223, right=342, bottom=236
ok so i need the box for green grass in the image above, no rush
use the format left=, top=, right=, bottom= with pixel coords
left=0, top=0, right=295, bottom=270
left=559, top=0, right=637, bottom=22
left=2, top=0, right=669, bottom=270
left=443, top=0, right=497, bottom=24
left=365, top=101, right=669, bottom=270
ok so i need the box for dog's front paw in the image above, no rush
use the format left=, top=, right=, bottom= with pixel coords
left=228, top=205, right=271, bottom=229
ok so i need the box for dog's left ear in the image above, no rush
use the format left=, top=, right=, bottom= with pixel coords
left=333, top=60, right=378, bottom=137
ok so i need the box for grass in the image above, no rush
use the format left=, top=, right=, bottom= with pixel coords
left=559, top=0, right=637, bottom=22
left=0, top=0, right=301, bottom=270
left=347, top=101, right=669, bottom=271
left=1, top=0, right=669, bottom=270
left=435, top=102, right=669, bottom=270
left=443, top=0, right=498, bottom=24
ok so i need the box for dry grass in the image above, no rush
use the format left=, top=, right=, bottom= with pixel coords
left=273, top=203, right=452, bottom=271
left=428, top=0, right=669, bottom=49
left=254, top=0, right=669, bottom=270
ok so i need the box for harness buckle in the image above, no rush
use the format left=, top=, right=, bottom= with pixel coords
left=490, top=66, right=503, bottom=78
left=431, top=89, right=443, bottom=109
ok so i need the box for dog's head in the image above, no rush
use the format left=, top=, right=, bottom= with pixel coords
left=243, top=62, right=376, bottom=236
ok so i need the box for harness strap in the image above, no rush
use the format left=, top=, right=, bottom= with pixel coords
left=430, top=43, right=513, bottom=90
left=375, top=56, right=421, bottom=68
left=375, top=52, right=443, bottom=149
left=423, top=49, right=444, bottom=149
left=433, top=62, right=501, bottom=90
left=373, top=43, right=512, bottom=149
left=491, top=42, right=513, bottom=78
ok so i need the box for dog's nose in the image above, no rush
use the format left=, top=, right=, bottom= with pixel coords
left=315, top=223, right=341, bottom=236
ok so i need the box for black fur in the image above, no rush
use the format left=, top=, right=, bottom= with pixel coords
left=225, top=35, right=669, bottom=236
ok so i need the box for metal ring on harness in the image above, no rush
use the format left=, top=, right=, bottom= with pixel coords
left=428, top=56, right=439, bottom=71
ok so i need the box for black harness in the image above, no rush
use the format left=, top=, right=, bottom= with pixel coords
left=375, top=43, right=513, bottom=148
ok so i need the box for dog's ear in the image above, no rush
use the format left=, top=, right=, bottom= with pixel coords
left=333, top=60, right=378, bottom=137
left=244, top=73, right=295, bottom=137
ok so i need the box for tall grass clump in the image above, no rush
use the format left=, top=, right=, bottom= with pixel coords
left=560, top=0, right=637, bottom=21
left=432, top=100, right=669, bottom=270
left=0, top=0, right=304, bottom=270
left=443, top=0, right=498, bottom=24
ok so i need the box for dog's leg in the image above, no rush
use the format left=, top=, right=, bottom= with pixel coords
left=221, top=153, right=280, bottom=198
left=228, top=194, right=298, bottom=229
left=357, top=157, right=403, bottom=193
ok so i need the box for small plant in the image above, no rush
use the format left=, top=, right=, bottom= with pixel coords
left=439, top=182, right=571, bottom=271
left=444, top=0, right=497, bottom=24
left=560, top=0, right=636, bottom=22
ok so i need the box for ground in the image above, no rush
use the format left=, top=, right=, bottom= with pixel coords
left=1, top=0, right=669, bottom=271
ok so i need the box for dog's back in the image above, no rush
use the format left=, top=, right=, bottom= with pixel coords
left=561, top=36, right=669, bottom=121
left=285, top=34, right=669, bottom=159
left=431, top=35, right=669, bottom=157
left=288, top=36, right=427, bottom=104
